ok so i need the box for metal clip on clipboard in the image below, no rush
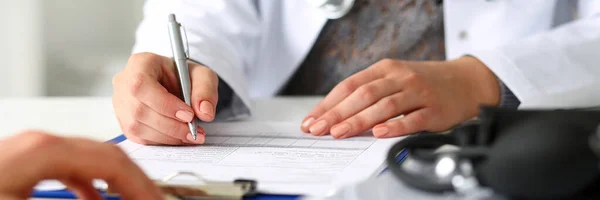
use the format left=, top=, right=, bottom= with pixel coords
left=105, top=171, right=258, bottom=200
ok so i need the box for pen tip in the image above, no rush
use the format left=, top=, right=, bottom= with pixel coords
left=193, top=134, right=197, bottom=140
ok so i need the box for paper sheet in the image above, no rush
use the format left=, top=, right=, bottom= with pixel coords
left=118, top=122, right=402, bottom=196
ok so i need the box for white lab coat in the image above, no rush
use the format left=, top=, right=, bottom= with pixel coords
left=132, top=0, right=600, bottom=113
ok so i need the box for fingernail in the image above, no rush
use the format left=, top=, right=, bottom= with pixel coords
left=197, top=126, right=206, bottom=136
left=309, top=120, right=328, bottom=135
left=200, top=101, right=214, bottom=118
left=331, top=123, right=350, bottom=138
left=175, top=110, right=194, bottom=122
left=181, top=140, right=197, bottom=145
left=373, top=126, right=389, bottom=137
left=302, top=117, right=315, bottom=129
left=186, top=133, right=205, bottom=144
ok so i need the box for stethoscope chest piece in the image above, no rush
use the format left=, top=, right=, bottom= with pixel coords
left=307, top=0, right=355, bottom=19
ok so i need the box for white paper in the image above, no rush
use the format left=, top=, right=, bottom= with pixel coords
left=34, top=179, right=107, bottom=191
left=118, top=122, right=402, bottom=196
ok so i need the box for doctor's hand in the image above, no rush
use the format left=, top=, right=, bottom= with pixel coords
left=301, top=56, right=500, bottom=138
left=112, top=52, right=219, bottom=145
left=0, top=131, right=162, bottom=200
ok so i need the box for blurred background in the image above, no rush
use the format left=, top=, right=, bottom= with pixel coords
left=0, top=0, right=146, bottom=97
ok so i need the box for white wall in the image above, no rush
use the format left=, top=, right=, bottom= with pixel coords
left=43, top=0, right=146, bottom=96
left=0, top=0, right=146, bottom=97
left=0, top=0, right=45, bottom=97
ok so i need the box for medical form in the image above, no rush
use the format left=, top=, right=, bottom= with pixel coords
left=118, top=122, right=402, bottom=196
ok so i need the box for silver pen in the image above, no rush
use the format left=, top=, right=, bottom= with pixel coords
left=168, top=14, right=198, bottom=140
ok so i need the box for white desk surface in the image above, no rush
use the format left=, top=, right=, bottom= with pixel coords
left=0, top=97, right=499, bottom=200
left=0, top=97, right=322, bottom=141
left=0, top=97, right=320, bottom=199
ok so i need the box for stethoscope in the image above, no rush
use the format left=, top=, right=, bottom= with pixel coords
left=386, top=109, right=600, bottom=199
left=307, top=0, right=355, bottom=19
left=308, top=0, right=448, bottom=19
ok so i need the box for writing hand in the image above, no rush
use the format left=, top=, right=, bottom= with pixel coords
left=112, top=53, right=219, bottom=145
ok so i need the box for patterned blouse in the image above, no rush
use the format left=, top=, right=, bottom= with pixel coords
left=279, top=0, right=445, bottom=95
left=215, top=0, right=518, bottom=120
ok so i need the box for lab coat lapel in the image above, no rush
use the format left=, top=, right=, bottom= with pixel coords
left=249, top=0, right=328, bottom=98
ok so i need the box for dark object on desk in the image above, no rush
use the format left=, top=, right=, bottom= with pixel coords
left=387, top=107, right=600, bottom=200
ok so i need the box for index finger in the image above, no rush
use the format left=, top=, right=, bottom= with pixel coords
left=44, top=137, right=162, bottom=199
left=301, top=61, right=387, bottom=132
left=119, top=53, right=195, bottom=123
left=127, top=73, right=196, bottom=123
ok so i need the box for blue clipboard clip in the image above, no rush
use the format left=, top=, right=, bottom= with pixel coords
left=105, top=171, right=258, bottom=200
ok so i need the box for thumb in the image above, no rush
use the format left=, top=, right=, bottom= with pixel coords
left=189, top=62, right=219, bottom=122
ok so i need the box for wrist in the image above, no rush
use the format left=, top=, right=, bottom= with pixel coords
left=447, top=56, right=500, bottom=107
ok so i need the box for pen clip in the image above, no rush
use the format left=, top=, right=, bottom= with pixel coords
left=180, top=25, right=190, bottom=59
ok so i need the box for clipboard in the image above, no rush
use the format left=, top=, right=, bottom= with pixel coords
left=31, top=135, right=301, bottom=200
left=31, top=134, right=409, bottom=199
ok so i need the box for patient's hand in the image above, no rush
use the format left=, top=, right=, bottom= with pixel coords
left=0, top=131, right=162, bottom=200
left=301, top=56, right=500, bottom=138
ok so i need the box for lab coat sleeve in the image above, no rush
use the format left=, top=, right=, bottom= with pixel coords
left=131, top=0, right=260, bottom=119
left=469, top=9, right=600, bottom=109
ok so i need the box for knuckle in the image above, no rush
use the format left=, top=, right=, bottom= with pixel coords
left=403, top=71, right=422, bottom=85
left=338, top=80, right=358, bottom=96
left=193, top=66, right=218, bottom=85
left=383, top=78, right=398, bottom=87
left=328, top=111, right=344, bottom=123
left=199, top=65, right=216, bottom=76
left=379, top=97, right=399, bottom=111
left=411, top=112, right=428, bottom=128
left=165, top=124, right=184, bottom=138
left=125, top=121, right=142, bottom=136
left=128, top=73, right=147, bottom=97
left=379, top=58, right=395, bottom=66
left=376, top=59, right=396, bottom=70
left=349, top=116, right=367, bottom=130
left=131, top=101, right=146, bottom=119
left=18, top=132, right=63, bottom=151
left=129, top=52, right=161, bottom=65
left=356, top=85, right=378, bottom=102
left=157, top=96, right=174, bottom=114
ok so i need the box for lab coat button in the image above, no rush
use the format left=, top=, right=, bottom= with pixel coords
left=458, top=31, right=468, bottom=40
